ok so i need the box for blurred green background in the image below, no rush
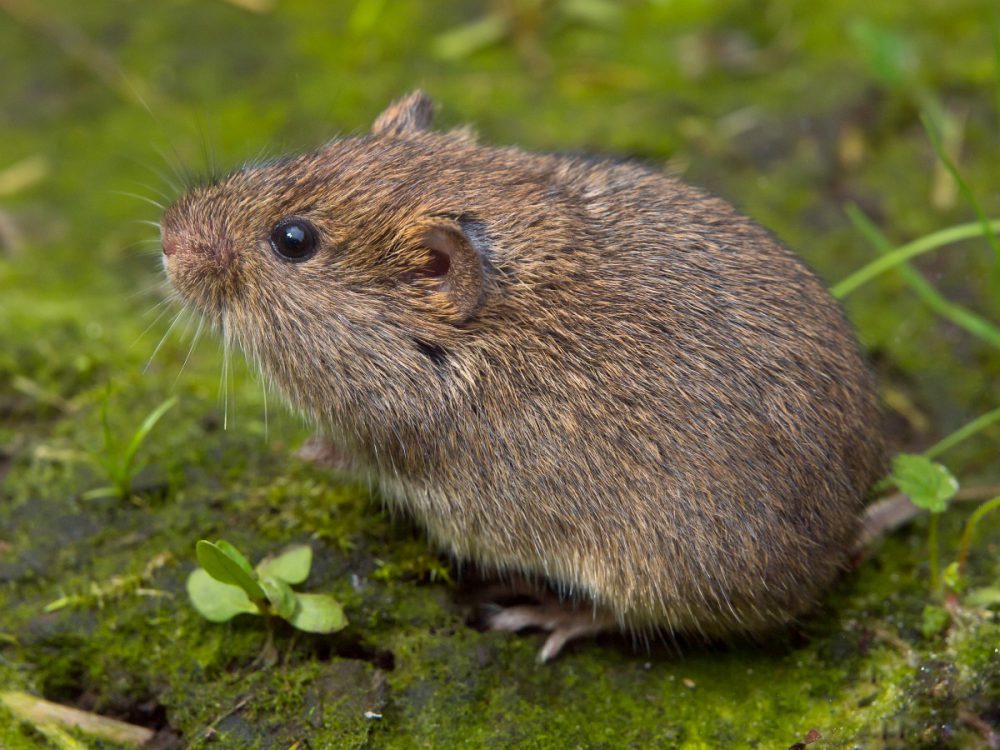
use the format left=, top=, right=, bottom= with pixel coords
left=1, top=1, right=999, bottom=748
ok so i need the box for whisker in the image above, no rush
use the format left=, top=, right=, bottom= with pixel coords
left=175, top=315, right=205, bottom=385
left=155, top=143, right=200, bottom=192
left=195, top=113, right=219, bottom=183
left=110, top=189, right=165, bottom=211
left=130, top=298, right=175, bottom=349
left=229, top=340, right=237, bottom=432
left=133, top=180, right=173, bottom=204
left=260, top=365, right=269, bottom=442
left=220, top=312, right=231, bottom=430
left=126, top=280, right=171, bottom=304
left=136, top=160, right=181, bottom=196
left=133, top=219, right=162, bottom=230
left=145, top=308, right=185, bottom=372
left=118, top=236, right=164, bottom=257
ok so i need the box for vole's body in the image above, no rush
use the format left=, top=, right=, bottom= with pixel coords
left=163, top=92, right=883, bottom=656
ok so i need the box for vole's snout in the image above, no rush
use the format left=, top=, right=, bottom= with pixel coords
left=161, top=231, right=179, bottom=258
left=160, top=205, right=241, bottom=318
left=160, top=226, right=215, bottom=260
left=160, top=222, right=236, bottom=271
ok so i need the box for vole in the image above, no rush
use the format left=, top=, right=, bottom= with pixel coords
left=161, top=91, right=884, bottom=661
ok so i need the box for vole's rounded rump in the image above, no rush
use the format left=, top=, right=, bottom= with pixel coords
left=162, top=90, right=883, bottom=659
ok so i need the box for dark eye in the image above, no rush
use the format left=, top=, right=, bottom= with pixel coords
left=269, top=217, right=318, bottom=262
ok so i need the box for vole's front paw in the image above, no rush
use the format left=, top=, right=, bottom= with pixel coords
left=481, top=600, right=615, bottom=663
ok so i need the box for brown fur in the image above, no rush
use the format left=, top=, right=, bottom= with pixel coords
left=161, top=91, right=884, bottom=636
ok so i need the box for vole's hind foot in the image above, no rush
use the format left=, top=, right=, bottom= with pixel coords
left=482, top=601, right=615, bottom=662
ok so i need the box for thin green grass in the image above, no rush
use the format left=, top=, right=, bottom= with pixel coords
left=85, top=394, right=177, bottom=500
left=993, top=4, right=1000, bottom=144
left=831, top=218, right=1000, bottom=299
left=957, top=495, right=1000, bottom=574
left=846, top=206, right=1000, bottom=348
left=925, top=406, right=1000, bottom=460
left=921, top=114, right=1000, bottom=278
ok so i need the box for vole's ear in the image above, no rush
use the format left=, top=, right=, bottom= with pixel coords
left=372, top=90, right=435, bottom=137
left=400, top=219, right=485, bottom=323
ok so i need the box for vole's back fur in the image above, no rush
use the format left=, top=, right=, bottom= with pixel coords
left=162, top=91, right=883, bottom=639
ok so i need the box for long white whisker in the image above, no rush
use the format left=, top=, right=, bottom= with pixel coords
left=172, top=312, right=196, bottom=369
left=130, top=298, right=175, bottom=349
left=138, top=161, right=181, bottom=195
left=220, top=312, right=230, bottom=430
left=110, top=190, right=165, bottom=211
left=132, top=180, right=173, bottom=204
left=156, top=144, right=197, bottom=191
left=262, top=369, right=269, bottom=441
left=145, top=308, right=184, bottom=372
left=229, top=339, right=236, bottom=432
left=120, top=237, right=163, bottom=257
left=128, top=282, right=171, bottom=303
left=175, top=315, right=205, bottom=385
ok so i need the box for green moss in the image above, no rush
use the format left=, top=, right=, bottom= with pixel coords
left=2, top=0, right=999, bottom=747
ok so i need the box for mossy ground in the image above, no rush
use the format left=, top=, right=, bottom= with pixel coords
left=2, top=1, right=999, bottom=748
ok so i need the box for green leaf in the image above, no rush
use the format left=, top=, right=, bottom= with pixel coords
left=942, top=561, right=962, bottom=592
left=886, top=454, right=958, bottom=513
left=186, top=569, right=259, bottom=622
left=213, top=540, right=255, bottom=575
left=255, top=544, right=312, bottom=585
left=195, top=540, right=266, bottom=602
left=920, top=604, right=950, bottom=638
left=432, top=15, right=508, bottom=60
left=288, top=593, right=347, bottom=634
left=260, top=575, right=297, bottom=620
left=966, top=587, right=1000, bottom=608
left=847, top=19, right=917, bottom=91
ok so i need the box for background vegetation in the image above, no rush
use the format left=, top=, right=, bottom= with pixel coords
left=1, top=0, right=998, bottom=747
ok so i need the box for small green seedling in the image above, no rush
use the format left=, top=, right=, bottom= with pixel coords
left=187, top=540, right=346, bottom=634
left=84, top=393, right=177, bottom=500
left=884, top=451, right=1000, bottom=633
left=885, top=453, right=958, bottom=596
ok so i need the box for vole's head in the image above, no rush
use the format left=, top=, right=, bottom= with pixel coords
left=160, top=91, right=498, bottom=438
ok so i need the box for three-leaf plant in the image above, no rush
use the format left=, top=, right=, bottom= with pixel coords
left=187, top=540, right=346, bottom=633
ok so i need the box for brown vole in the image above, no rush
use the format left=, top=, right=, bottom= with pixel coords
left=161, top=91, right=884, bottom=661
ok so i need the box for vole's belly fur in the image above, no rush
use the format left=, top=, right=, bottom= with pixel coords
left=323, top=158, right=881, bottom=634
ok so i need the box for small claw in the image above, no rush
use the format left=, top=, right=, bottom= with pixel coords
left=479, top=600, right=614, bottom=661
left=538, top=629, right=571, bottom=663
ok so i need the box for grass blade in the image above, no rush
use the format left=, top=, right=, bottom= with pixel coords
left=924, top=407, right=1000, bottom=460
left=957, top=495, right=1000, bottom=573
left=832, top=218, right=1000, bottom=298
left=843, top=206, right=1000, bottom=349
left=921, top=113, right=1000, bottom=299
left=992, top=3, right=1000, bottom=139
left=119, top=396, right=177, bottom=484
